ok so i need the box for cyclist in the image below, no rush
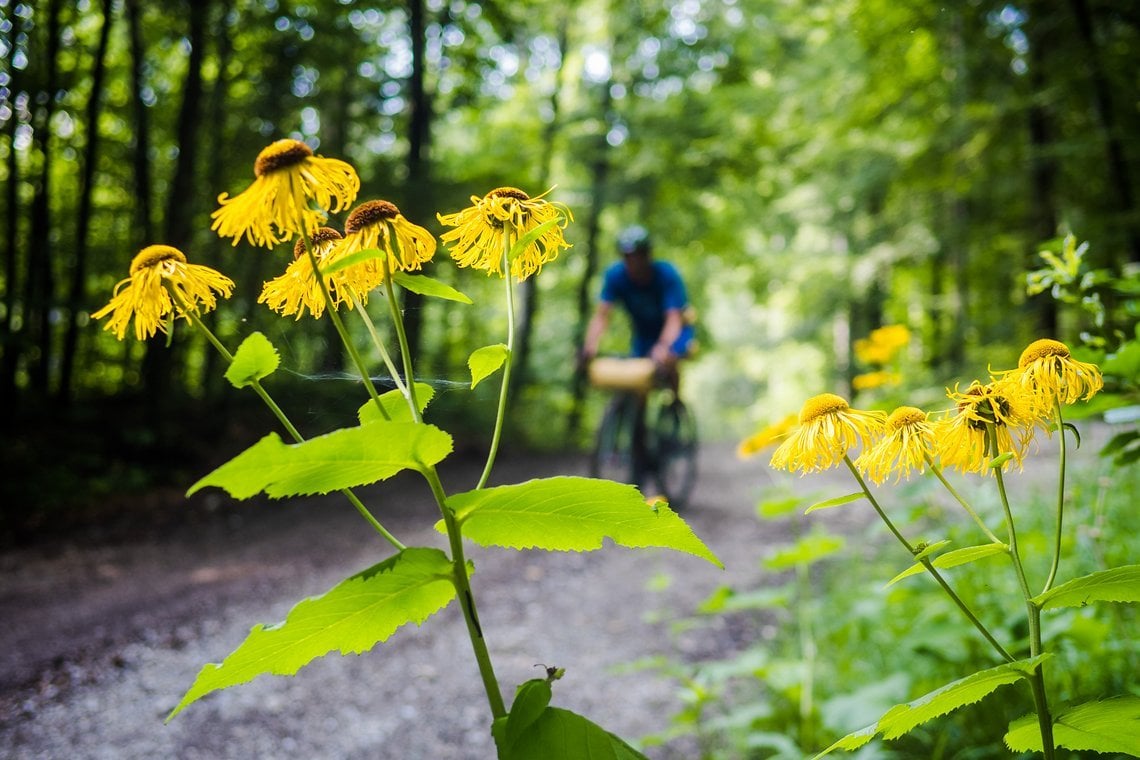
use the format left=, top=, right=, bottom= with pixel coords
left=580, top=224, right=695, bottom=386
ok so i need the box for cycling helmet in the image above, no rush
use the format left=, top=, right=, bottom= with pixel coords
left=617, top=225, right=651, bottom=256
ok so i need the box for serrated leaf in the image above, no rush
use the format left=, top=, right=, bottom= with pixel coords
left=187, top=422, right=452, bottom=499
left=763, top=533, right=845, bottom=570
left=444, top=476, right=722, bottom=567
left=469, top=344, right=509, bottom=389
left=391, top=272, right=473, bottom=304
left=358, top=383, right=436, bottom=424
left=224, top=332, right=279, bottom=388
left=496, top=679, right=553, bottom=752
left=1005, top=697, right=1140, bottom=754
left=167, top=547, right=457, bottom=720
left=1033, top=565, right=1140, bottom=610
left=886, top=543, right=1006, bottom=588
left=804, top=492, right=864, bottom=514
left=813, top=656, right=1050, bottom=758
left=501, top=705, right=649, bottom=760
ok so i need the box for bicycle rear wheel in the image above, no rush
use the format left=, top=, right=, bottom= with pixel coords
left=651, top=399, right=698, bottom=509
left=590, top=395, right=638, bottom=485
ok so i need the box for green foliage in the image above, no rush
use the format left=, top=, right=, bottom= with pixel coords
left=392, top=273, right=474, bottom=304
left=187, top=422, right=453, bottom=499
left=1004, top=697, right=1140, bottom=755
left=1032, top=565, right=1140, bottom=611
left=887, top=542, right=1009, bottom=587
left=357, top=384, right=437, bottom=425
left=168, top=547, right=460, bottom=720
left=494, top=679, right=649, bottom=760
left=224, top=332, right=280, bottom=388
left=444, top=476, right=722, bottom=567
left=469, top=344, right=510, bottom=389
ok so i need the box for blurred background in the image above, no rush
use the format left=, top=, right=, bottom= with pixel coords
left=2, top=0, right=1139, bottom=544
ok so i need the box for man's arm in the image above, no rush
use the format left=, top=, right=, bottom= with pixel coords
left=650, top=307, right=684, bottom=363
left=582, top=301, right=614, bottom=359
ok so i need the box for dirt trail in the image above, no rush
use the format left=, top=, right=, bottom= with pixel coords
left=1, top=443, right=795, bottom=759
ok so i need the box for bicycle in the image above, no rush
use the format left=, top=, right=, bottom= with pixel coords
left=586, top=357, right=698, bottom=509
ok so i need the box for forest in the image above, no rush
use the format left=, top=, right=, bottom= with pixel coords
left=2, top=0, right=1139, bottom=526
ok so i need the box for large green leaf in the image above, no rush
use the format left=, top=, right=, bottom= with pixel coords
left=445, top=476, right=722, bottom=567
left=167, top=547, right=458, bottom=720
left=468, top=344, right=509, bottom=389
left=813, top=656, right=1050, bottom=758
left=493, top=678, right=648, bottom=760
left=224, top=332, right=279, bottom=388
left=1032, top=565, right=1140, bottom=610
left=392, top=272, right=473, bottom=304
left=1005, top=697, right=1140, bottom=754
left=187, top=422, right=452, bottom=499
left=357, top=383, right=436, bottom=424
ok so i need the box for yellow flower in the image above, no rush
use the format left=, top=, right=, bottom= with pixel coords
left=1008, top=338, right=1103, bottom=408
left=854, top=324, right=910, bottom=366
left=211, top=139, right=360, bottom=248
left=92, top=245, right=234, bottom=341
left=337, top=200, right=436, bottom=290
left=259, top=228, right=351, bottom=320
left=855, top=406, right=934, bottom=484
left=437, top=187, right=572, bottom=280
left=770, top=393, right=886, bottom=474
left=933, top=380, right=1036, bottom=475
left=852, top=370, right=902, bottom=392
left=738, top=413, right=799, bottom=459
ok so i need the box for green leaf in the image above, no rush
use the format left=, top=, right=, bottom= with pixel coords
left=496, top=679, right=553, bottom=752
left=813, top=656, right=1050, bottom=758
left=357, top=383, right=436, bottom=424
left=886, top=543, right=1007, bottom=588
left=988, top=452, right=1014, bottom=469
left=763, top=533, right=845, bottom=570
left=319, top=247, right=383, bottom=276
left=468, top=344, right=509, bottom=389
left=224, top=332, right=279, bottom=388
left=167, top=547, right=457, bottom=720
left=444, top=476, right=722, bottom=567
left=508, top=218, right=561, bottom=262
left=755, top=494, right=804, bottom=519
left=804, top=492, right=864, bottom=514
left=1032, top=565, right=1140, bottom=610
left=391, top=272, right=473, bottom=304
left=188, top=422, right=452, bottom=499
left=500, top=705, right=649, bottom=760
left=913, top=539, right=952, bottom=562
left=1005, top=696, right=1140, bottom=754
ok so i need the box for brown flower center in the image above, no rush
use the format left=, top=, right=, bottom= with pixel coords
left=488, top=187, right=530, bottom=202
left=254, top=139, right=314, bottom=177
left=345, top=200, right=400, bottom=234
left=130, top=244, right=186, bottom=275
left=293, top=227, right=344, bottom=259
left=1018, top=338, right=1070, bottom=368
left=799, top=393, right=849, bottom=424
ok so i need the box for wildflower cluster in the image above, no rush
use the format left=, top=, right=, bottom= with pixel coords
left=94, top=138, right=571, bottom=340
left=759, top=337, right=1103, bottom=484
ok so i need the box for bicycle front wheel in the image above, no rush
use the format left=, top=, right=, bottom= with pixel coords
left=652, top=400, right=698, bottom=509
left=590, top=395, right=638, bottom=485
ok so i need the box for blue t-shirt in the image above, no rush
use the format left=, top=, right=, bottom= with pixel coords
left=600, top=260, right=692, bottom=357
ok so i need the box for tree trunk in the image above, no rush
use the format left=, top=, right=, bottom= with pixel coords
left=125, top=0, right=155, bottom=244
left=1068, top=0, right=1140, bottom=263
left=512, top=17, right=569, bottom=402
left=59, top=0, right=115, bottom=403
left=400, top=0, right=431, bottom=364
left=25, top=0, right=64, bottom=396
left=0, top=9, right=27, bottom=409
left=142, top=0, right=210, bottom=401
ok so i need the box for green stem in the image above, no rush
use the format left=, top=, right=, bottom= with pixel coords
left=1042, top=403, right=1067, bottom=593
left=302, top=235, right=390, bottom=420
left=349, top=287, right=409, bottom=399
left=422, top=464, right=506, bottom=718
left=476, top=230, right=516, bottom=490
left=985, top=424, right=1055, bottom=759
left=925, top=456, right=1004, bottom=545
left=844, top=455, right=1014, bottom=662
left=170, top=288, right=405, bottom=551
left=379, top=244, right=420, bottom=421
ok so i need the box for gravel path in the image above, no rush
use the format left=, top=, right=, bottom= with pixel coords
left=1, top=442, right=795, bottom=759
